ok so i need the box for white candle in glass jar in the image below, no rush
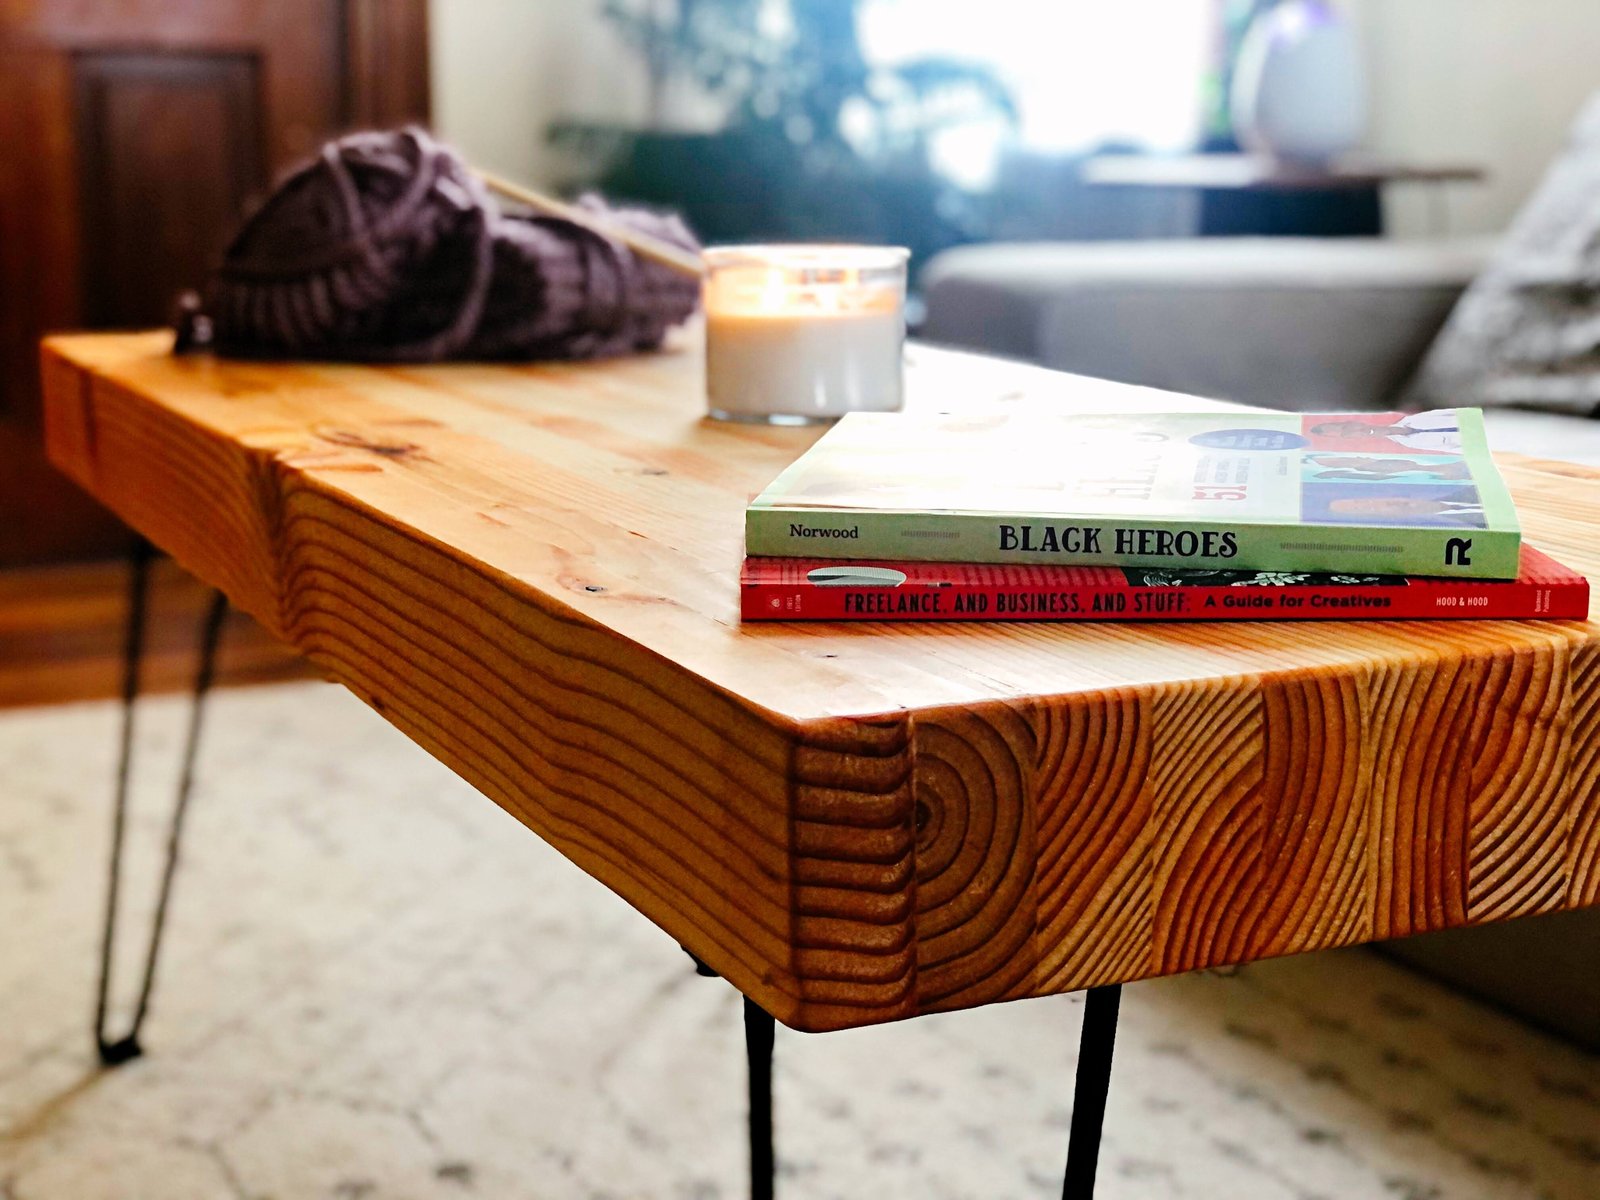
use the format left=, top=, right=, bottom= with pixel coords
left=703, top=245, right=909, bottom=425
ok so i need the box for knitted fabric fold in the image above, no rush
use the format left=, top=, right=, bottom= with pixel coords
left=199, top=128, right=700, bottom=363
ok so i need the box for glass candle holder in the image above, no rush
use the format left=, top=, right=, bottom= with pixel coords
left=703, top=245, right=909, bottom=424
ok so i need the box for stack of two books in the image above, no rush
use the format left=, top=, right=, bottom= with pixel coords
left=740, top=408, right=1589, bottom=623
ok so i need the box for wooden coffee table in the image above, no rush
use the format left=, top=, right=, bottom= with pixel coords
left=41, top=332, right=1600, bottom=1196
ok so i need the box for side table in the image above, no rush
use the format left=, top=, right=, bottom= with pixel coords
left=1082, top=153, right=1486, bottom=237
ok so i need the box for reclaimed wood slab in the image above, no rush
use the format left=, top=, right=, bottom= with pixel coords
left=41, top=331, right=1600, bottom=1031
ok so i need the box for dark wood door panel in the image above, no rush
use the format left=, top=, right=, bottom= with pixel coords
left=11, top=0, right=346, bottom=167
left=0, top=0, right=428, bottom=565
left=76, top=51, right=266, bottom=328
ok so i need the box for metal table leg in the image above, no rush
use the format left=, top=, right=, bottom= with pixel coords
left=683, top=949, right=776, bottom=1200
left=684, top=962, right=1120, bottom=1200
left=744, top=997, right=775, bottom=1200
left=95, top=539, right=228, bottom=1066
left=1062, top=984, right=1123, bottom=1199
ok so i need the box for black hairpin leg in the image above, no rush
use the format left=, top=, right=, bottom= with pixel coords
left=744, top=996, right=776, bottom=1200
left=682, top=949, right=776, bottom=1200
left=682, top=949, right=1112, bottom=1199
left=95, top=538, right=229, bottom=1066
left=1062, top=984, right=1122, bottom=1199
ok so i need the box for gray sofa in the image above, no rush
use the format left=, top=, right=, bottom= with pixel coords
left=920, top=219, right=1600, bottom=1049
left=922, top=236, right=1494, bottom=411
left=922, top=236, right=1600, bottom=471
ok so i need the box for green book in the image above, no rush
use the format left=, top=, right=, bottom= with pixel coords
left=745, top=409, right=1522, bottom=579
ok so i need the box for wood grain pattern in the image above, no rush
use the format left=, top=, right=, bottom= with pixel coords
left=1032, top=692, right=1152, bottom=993
left=39, top=330, right=1600, bottom=1030
left=790, top=715, right=916, bottom=1027
left=1249, top=669, right=1370, bottom=959
left=1148, top=679, right=1265, bottom=974
left=1566, top=641, right=1600, bottom=907
left=914, top=705, right=1040, bottom=1012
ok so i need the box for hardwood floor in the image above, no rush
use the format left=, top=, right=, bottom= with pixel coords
left=0, top=556, right=314, bottom=708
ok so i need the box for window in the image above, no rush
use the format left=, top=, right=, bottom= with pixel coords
left=861, top=0, right=1212, bottom=177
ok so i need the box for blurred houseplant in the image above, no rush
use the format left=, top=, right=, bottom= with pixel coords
left=550, top=0, right=1017, bottom=265
left=1200, top=0, right=1278, bottom=150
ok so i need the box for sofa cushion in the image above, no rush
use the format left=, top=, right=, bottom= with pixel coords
left=1408, top=93, right=1600, bottom=414
left=921, top=238, right=1491, bottom=410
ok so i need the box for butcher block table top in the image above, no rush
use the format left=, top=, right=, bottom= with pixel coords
left=41, top=331, right=1600, bottom=1032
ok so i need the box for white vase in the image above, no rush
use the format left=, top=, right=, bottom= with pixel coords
left=1232, top=0, right=1367, bottom=163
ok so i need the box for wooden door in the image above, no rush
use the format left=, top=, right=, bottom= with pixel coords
left=0, top=0, right=429, bottom=565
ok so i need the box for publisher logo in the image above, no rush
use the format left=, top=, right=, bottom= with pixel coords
left=1444, top=537, right=1473, bottom=566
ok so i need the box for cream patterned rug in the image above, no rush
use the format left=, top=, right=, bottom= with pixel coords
left=0, top=682, right=1595, bottom=1200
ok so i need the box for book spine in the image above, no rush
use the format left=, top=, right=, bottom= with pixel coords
left=741, top=576, right=1588, bottom=623
left=745, top=508, right=1523, bottom=580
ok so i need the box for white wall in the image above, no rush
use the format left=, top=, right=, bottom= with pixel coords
left=430, top=0, right=1600, bottom=236
left=1348, top=0, right=1600, bottom=238
left=429, top=0, right=651, bottom=188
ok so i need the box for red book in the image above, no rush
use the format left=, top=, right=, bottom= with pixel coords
left=740, top=545, right=1589, bottom=623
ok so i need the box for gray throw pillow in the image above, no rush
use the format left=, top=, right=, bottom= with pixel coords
left=1408, top=93, right=1600, bottom=415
